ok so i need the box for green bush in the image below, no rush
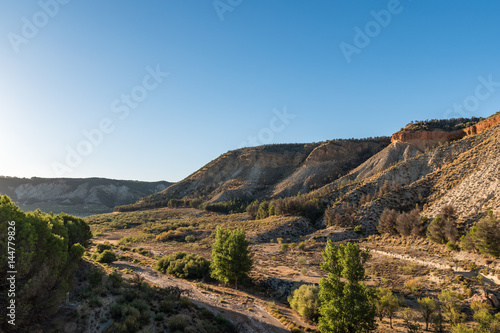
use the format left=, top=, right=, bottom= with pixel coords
left=96, top=243, right=112, bottom=253
left=106, top=294, right=151, bottom=331
left=154, top=312, right=164, bottom=321
left=117, top=235, right=147, bottom=246
left=97, top=250, right=117, bottom=263
left=156, top=229, right=187, bottom=242
left=107, top=271, right=123, bottom=288
left=288, top=284, right=320, bottom=322
left=185, top=235, right=196, bottom=242
left=156, top=230, right=173, bottom=241
left=354, top=225, right=363, bottom=234
left=109, top=303, right=124, bottom=320
left=137, top=248, right=149, bottom=256
left=104, top=303, right=143, bottom=333
left=168, top=314, right=190, bottom=331
left=450, top=324, right=474, bottom=333
left=298, top=256, right=308, bottom=266
left=89, top=269, right=103, bottom=286
left=89, top=295, right=103, bottom=308
left=156, top=252, right=210, bottom=279
left=159, top=299, right=176, bottom=313
left=446, top=241, right=459, bottom=252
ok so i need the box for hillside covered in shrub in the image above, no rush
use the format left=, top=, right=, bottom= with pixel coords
left=0, top=195, right=92, bottom=331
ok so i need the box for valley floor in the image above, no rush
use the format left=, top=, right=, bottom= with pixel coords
left=73, top=207, right=500, bottom=333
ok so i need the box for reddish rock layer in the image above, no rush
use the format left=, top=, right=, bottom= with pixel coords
left=391, top=114, right=500, bottom=149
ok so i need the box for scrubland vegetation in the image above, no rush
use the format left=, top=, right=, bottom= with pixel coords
left=4, top=187, right=499, bottom=333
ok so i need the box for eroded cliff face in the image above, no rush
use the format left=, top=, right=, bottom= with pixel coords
left=391, top=113, right=500, bottom=149
left=138, top=139, right=390, bottom=207
left=159, top=144, right=318, bottom=203
left=271, top=140, right=391, bottom=197
left=463, top=113, right=500, bottom=135
left=313, top=121, right=500, bottom=239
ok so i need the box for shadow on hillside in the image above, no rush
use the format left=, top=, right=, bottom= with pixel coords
left=250, top=275, right=319, bottom=303
left=112, top=261, right=289, bottom=332
left=201, top=303, right=290, bottom=333
left=252, top=218, right=318, bottom=244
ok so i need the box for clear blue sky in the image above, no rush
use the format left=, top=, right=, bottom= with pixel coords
left=1, top=1, right=499, bottom=182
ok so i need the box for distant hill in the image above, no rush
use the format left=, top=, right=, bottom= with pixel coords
left=118, top=138, right=391, bottom=211
left=0, top=177, right=172, bottom=216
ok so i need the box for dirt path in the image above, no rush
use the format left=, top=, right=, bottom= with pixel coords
left=113, top=261, right=289, bottom=333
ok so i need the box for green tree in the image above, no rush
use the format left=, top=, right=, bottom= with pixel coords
left=375, top=287, right=399, bottom=328
left=256, top=202, right=270, bottom=220
left=441, top=205, right=459, bottom=243
left=417, top=297, right=438, bottom=331
left=428, top=206, right=459, bottom=244
left=427, top=216, right=447, bottom=244
left=431, top=306, right=445, bottom=333
left=462, top=216, right=500, bottom=257
left=0, top=195, right=91, bottom=331
left=246, top=200, right=260, bottom=219
left=60, top=212, right=92, bottom=248
left=401, top=308, right=422, bottom=333
left=438, top=290, right=465, bottom=326
left=471, top=301, right=500, bottom=333
left=318, top=241, right=377, bottom=333
left=450, top=324, right=474, bottom=333
left=210, top=228, right=253, bottom=289
left=288, top=284, right=320, bottom=322
left=156, top=252, right=209, bottom=279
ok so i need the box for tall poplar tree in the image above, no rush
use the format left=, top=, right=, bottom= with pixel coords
left=210, top=228, right=252, bottom=289
left=318, top=241, right=377, bottom=333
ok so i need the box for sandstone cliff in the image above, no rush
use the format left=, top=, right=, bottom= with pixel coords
left=391, top=113, right=500, bottom=149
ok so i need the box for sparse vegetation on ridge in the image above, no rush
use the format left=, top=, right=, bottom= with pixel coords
left=400, top=117, right=484, bottom=133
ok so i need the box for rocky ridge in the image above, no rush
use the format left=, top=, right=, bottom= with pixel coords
left=127, top=139, right=390, bottom=210
left=391, top=113, right=500, bottom=149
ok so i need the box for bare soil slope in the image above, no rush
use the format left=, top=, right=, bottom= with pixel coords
left=314, top=122, right=500, bottom=237
left=124, top=138, right=390, bottom=211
